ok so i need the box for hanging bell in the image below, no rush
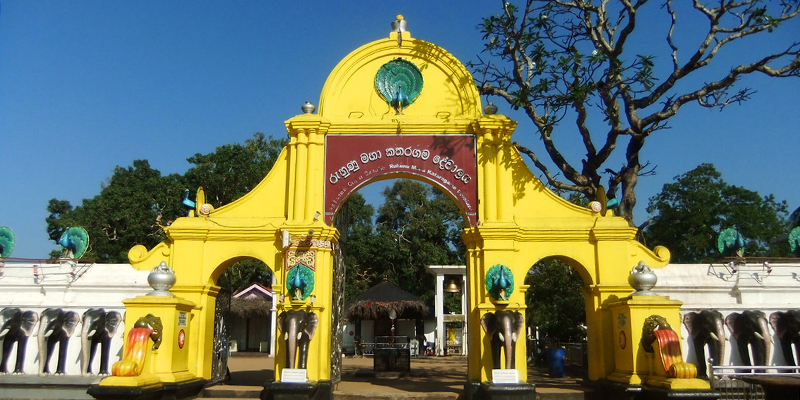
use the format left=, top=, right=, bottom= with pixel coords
left=444, top=278, right=460, bottom=293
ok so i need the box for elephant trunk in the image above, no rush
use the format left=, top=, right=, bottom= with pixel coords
left=692, top=339, right=708, bottom=379
left=285, top=331, right=297, bottom=369
left=756, top=317, right=772, bottom=367
left=499, top=331, right=516, bottom=369
left=81, top=323, right=92, bottom=375
left=37, top=328, right=48, bottom=375
left=781, top=332, right=800, bottom=365
left=297, top=333, right=311, bottom=369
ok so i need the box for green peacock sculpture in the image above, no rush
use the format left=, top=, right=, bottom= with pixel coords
left=717, top=226, right=745, bottom=258
left=0, top=226, right=16, bottom=258
left=58, top=226, right=89, bottom=259
left=789, top=227, right=800, bottom=258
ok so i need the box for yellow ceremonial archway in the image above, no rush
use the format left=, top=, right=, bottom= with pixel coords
left=106, top=17, right=707, bottom=399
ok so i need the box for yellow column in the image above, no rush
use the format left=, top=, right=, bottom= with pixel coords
left=285, top=116, right=329, bottom=223
left=474, top=118, right=517, bottom=223
left=294, top=129, right=309, bottom=222
left=464, top=234, right=484, bottom=381
left=273, top=228, right=337, bottom=383
left=480, top=131, right=497, bottom=222
left=495, top=140, right=507, bottom=221
left=286, top=135, right=299, bottom=221
left=304, top=128, right=317, bottom=224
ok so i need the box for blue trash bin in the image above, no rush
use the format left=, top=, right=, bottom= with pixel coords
left=547, top=348, right=565, bottom=378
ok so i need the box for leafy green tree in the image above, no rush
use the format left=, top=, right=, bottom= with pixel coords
left=45, top=199, right=74, bottom=256
left=184, top=132, right=288, bottom=207
left=371, top=180, right=465, bottom=303
left=45, top=133, right=289, bottom=265
left=472, top=0, right=800, bottom=224
left=46, top=160, right=185, bottom=262
left=525, top=259, right=586, bottom=342
left=444, top=291, right=463, bottom=315
left=219, top=259, right=273, bottom=293
left=644, top=164, right=789, bottom=263
left=333, top=192, right=377, bottom=300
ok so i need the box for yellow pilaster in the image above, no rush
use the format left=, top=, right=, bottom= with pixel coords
left=294, top=130, right=308, bottom=221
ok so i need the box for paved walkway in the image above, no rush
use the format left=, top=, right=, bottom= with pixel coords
left=212, top=352, right=591, bottom=399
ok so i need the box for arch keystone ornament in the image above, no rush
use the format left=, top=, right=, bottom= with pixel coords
left=98, top=16, right=711, bottom=400
left=375, top=58, right=423, bottom=115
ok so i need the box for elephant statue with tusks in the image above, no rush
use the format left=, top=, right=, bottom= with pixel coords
left=0, top=308, right=39, bottom=374
left=277, top=310, right=318, bottom=369
left=683, top=310, right=726, bottom=379
left=38, top=308, right=80, bottom=375
left=81, top=309, right=122, bottom=375
left=480, top=310, right=524, bottom=369
left=769, top=310, right=800, bottom=366
left=726, top=310, right=771, bottom=372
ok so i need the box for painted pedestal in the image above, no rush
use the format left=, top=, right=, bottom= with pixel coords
left=88, top=296, right=204, bottom=400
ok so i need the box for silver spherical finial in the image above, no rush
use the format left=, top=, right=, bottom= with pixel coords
left=301, top=101, right=316, bottom=114
left=628, top=261, right=657, bottom=296
left=391, top=15, right=407, bottom=32
left=147, top=261, right=176, bottom=296
left=484, top=102, right=498, bottom=115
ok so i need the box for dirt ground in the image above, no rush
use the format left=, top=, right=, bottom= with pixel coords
left=224, top=352, right=588, bottom=397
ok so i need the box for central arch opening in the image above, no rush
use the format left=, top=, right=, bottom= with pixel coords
left=334, top=178, right=467, bottom=358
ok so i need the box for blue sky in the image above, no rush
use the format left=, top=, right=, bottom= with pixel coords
left=1, top=1, right=798, bottom=258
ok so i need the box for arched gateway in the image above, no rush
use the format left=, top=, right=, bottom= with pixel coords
left=97, top=17, right=708, bottom=400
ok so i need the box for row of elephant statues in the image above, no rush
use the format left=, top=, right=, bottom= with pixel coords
left=683, top=309, right=800, bottom=378
left=0, top=307, right=122, bottom=375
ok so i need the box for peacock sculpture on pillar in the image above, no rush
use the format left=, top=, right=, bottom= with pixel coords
left=485, top=264, right=514, bottom=301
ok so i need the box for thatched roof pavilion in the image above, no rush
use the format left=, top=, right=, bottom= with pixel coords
left=230, top=283, right=273, bottom=318
left=345, top=281, right=429, bottom=322
left=230, top=297, right=272, bottom=318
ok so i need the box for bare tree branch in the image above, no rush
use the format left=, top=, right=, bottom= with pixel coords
left=472, top=0, right=800, bottom=223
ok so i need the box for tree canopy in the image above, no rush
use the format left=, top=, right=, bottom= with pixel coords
left=644, top=163, right=789, bottom=263
left=525, top=259, right=586, bottom=342
left=184, top=132, right=287, bottom=207
left=337, top=180, right=466, bottom=305
left=472, top=0, right=800, bottom=224
left=45, top=133, right=287, bottom=274
left=46, top=160, right=185, bottom=262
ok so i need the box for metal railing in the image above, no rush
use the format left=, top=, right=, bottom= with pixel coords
left=526, top=338, right=587, bottom=368
left=710, top=365, right=800, bottom=400
left=563, top=342, right=586, bottom=367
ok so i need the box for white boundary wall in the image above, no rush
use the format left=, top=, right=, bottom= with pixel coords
left=1, top=260, right=798, bottom=375
left=656, top=262, right=800, bottom=367
left=0, top=261, right=150, bottom=375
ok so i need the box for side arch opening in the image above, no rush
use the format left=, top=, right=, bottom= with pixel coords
left=525, top=256, right=590, bottom=372
left=210, top=256, right=276, bottom=383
